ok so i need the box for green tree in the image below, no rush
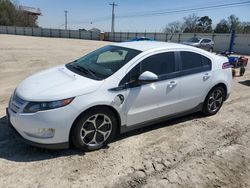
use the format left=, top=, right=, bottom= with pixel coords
left=182, top=13, right=199, bottom=33
left=227, top=14, right=240, bottom=32
left=164, top=21, right=183, bottom=33
left=0, top=0, right=38, bottom=27
left=0, top=0, right=17, bottom=25
left=214, top=19, right=230, bottom=33
left=197, top=16, right=212, bottom=33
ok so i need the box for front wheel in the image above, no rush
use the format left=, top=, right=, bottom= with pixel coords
left=71, top=107, right=117, bottom=151
left=202, top=86, right=225, bottom=116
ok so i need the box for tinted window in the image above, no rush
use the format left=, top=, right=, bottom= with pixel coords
left=66, top=45, right=141, bottom=80
left=119, top=52, right=175, bottom=86
left=120, top=64, right=140, bottom=85
left=141, top=52, right=175, bottom=76
left=201, top=39, right=211, bottom=43
left=180, top=51, right=211, bottom=70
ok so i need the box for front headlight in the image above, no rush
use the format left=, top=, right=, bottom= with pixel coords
left=23, top=98, right=74, bottom=113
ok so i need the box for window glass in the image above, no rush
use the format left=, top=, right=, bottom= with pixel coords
left=120, top=64, right=140, bottom=85
left=97, top=50, right=128, bottom=63
left=141, top=52, right=175, bottom=76
left=187, top=37, right=200, bottom=43
left=201, top=39, right=211, bottom=43
left=180, top=51, right=211, bottom=70
left=66, top=45, right=141, bottom=80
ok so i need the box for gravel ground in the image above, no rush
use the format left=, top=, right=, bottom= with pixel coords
left=0, top=34, right=250, bottom=188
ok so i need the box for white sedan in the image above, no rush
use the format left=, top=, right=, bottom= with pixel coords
left=7, top=41, right=232, bottom=151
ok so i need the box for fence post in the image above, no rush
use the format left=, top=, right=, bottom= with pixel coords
left=127, top=32, right=129, bottom=40
left=90, top=31, right=93, bottom=40
left=79, top=31, right=81, bottom=39
left=14, top=26, right=17, bottom=35
left=212, top=32, right=215, bottom=41
left=23, top=27, right=25, bottom=35
left=105, top=32, right=108, bottom=41
left=178, top=33, right=181, bottom=43
left=50, top=28, right=52, bottom=37
left=69, top=30, right=71, bottom=38
left=165, top=33, right=168, bottom=42
left=154, top=32, right=156, bottom=40
left=41, top=28, right=43, bottom=37
left=120, top=32, right=122, bottom=42
left=31, top=27, right=33, bottom=36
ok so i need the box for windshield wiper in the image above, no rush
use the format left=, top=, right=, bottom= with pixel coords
left=71, top=64, right=98, bottom=79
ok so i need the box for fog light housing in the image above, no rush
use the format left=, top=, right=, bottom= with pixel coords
left=24, top=128, right=55, bottom=139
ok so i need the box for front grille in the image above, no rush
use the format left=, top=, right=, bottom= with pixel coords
left=10, top=93, right=26, bottom=113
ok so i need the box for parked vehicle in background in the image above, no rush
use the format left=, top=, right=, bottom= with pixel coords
left=182, top=37, right=214, bottom=52
left=128, top=36, right=155, bottom=42
left=7, top=41, right=232, bottom=151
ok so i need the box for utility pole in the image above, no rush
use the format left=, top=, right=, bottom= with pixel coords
left=109, top=2, right=118, bottom=33
left=64, top=10, right=68, bottom=30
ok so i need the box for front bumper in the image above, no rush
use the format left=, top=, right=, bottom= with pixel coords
left=6, top=105, right=77, bottom=149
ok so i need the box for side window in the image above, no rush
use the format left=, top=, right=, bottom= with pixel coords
left=119, top=52, right=176, bottom=86
left=180, top=51, right=211, bottom=70
left=201, top=39, right=211, bottom=43
left=141, top=52, right=175, bottom=76
left=119, top=64, right=140, bottom=85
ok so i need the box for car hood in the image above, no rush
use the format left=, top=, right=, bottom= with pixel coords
left=16, top=65, right=104, bottom=101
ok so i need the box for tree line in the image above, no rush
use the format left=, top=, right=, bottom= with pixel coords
left=0, top=0, right=38, bottom=27
left=164, top=14, right=250, bottom=34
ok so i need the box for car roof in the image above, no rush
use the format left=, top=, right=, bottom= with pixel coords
left=112, top=41, right=196, bottom=52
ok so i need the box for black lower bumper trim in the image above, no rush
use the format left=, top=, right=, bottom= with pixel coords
left=6, top=108, right=69, bottom=150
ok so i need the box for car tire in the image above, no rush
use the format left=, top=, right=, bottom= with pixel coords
left=71, top=107, right=118, bottom=151
left=202, top=86, right=225, bottom=116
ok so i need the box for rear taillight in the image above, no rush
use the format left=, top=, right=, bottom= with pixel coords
left=222, top=62, right=231, bottom=69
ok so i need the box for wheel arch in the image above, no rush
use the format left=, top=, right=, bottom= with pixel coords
left=69, top=105, right=121, bottom=144
left=207, top=82, right=228, bottom=101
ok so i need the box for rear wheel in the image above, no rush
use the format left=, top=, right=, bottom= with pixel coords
left=202, top=86, right=225, bottom=116
left=71, top=107, right=117, bottom=151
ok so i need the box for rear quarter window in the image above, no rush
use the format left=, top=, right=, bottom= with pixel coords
left=180, top=51, right=212, bottom=70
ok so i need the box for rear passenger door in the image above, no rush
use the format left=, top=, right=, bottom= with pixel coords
left=175, top=51, right=212, bottom=113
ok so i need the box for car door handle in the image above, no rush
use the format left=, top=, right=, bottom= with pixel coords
left=203, top=73, right=210, bottom=80
left=167, top=81, right=177, bottom=88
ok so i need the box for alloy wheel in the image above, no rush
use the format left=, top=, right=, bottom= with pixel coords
left=80, top=114, right=112, bottom=147
left=207, top=89, right=223, bottom=112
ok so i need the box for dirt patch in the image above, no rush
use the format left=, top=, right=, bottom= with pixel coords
left=0, top=34, right=250, bottom=187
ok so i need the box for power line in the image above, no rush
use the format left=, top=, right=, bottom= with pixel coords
left=118, top=1, right=250, bottom=18
left=109, top=2, right=118, bottom=33
left=69, top=1, right=250, bottom=25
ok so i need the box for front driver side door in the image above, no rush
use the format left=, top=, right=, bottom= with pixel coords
left=121, top=52, right=180, bottom=127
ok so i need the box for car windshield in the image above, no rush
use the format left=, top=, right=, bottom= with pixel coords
left=187, top=37, right=200, bottom=43
left=66, top=45, right=141, bottom=80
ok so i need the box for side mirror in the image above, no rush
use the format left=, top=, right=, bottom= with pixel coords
left=138, top=71, right=158, bottom=82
